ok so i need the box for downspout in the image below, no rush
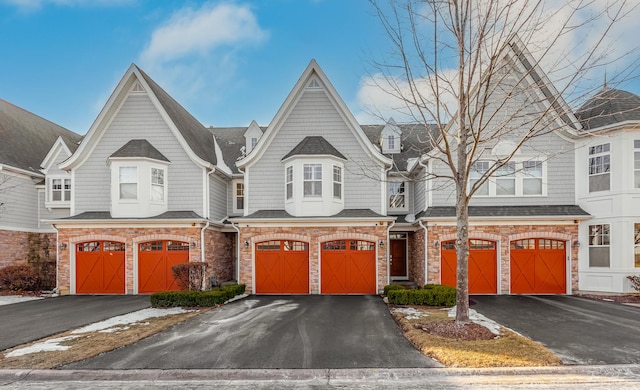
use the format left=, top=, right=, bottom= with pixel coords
left=231, top=221, right=241, bottom=284
left=52, top=223, right=60, bottom=295
left=200, top=220, right=210, bottom=290
left=386, top=220, right=395, bottom=286
left=418, top=220, right=428, bottom=287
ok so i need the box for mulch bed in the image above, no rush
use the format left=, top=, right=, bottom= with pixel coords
left=577, top=293, right=640, bottom=304
left=415, top=321, right=496, bottom=341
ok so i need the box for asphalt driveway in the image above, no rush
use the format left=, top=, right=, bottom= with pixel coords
left=471, top=295, right=640, bottom=365
left=64, top=295, right=439, bottom=369
left=0, top=295, right=150, bottom=351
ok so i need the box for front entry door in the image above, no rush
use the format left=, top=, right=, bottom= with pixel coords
left=390, top=239, right=407, bottom=278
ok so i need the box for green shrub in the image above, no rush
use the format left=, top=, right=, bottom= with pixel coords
left=387, top=284, right=456, bottom=307
left=383, top=284, right=406, bottom=296
left=0, top=265, right=41, bottom=291
left=150, top=284, right=246, bottom=307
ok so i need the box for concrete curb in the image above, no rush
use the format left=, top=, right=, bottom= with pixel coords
left=1, top=365, right=639, bottom=385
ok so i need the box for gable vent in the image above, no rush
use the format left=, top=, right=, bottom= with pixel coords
left=131, top=81, right=145, bottom=93
left=307, top=78, right=321, bottom=89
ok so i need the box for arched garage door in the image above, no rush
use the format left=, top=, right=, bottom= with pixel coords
left=321, top=240, right=376, bottom=294
left=441, top=239, right=497, bottom=294
left=510, top=239, right=566, bottom=294
left=255, top=240, right=309, bottom=294
left=138, top=241, right=189, bottom=294
left=76, top=241, right=125, bottom=294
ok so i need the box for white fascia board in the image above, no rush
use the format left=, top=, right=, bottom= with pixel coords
left=236, top=60, right=392, bottom=170
left=577, top=120, right=640, bottom=136
left=0, top=164, right=44, bottom=179
left=45, top=218, right=222, bottom=229
left=419, top=214, right=591, bottom=225
left=213, top=136, right=232, bottom=177
left=229, top=216, right=396, bottom=227
left=0, top=225, right=55, bottom=233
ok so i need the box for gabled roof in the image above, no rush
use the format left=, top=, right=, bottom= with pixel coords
left=281, top=136, right=346, bottom=161
left=61, top=64, right=217, bottom=171
left=210, top=126, right=253, bottom=175
left=109, top=139, right=170, bottom=162
left=575, top=88, right=640, bottom=131
left=0, top=98, right=82, bottom=175
left=235, top=60, right=392, bottom=169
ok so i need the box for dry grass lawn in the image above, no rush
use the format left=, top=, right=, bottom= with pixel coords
left=0, top=310, right=203, bottom=369
left=391, top=305, right=562, bottom=368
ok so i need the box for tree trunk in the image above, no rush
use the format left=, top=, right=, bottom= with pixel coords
left=455, top=187, right=471, bottom=324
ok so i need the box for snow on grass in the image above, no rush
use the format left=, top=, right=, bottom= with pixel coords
left=5, top=336, right=79, bottom=357
left=5, top=307, right=191, bottom=358
left=0, top=295, right=42, bottom=306
left=447, top=307, right=501, bottom=335
left=392, top=307, right=429, bottom=320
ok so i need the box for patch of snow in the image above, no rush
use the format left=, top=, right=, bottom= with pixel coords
left=447, top=306, right=501, bottom=335
left=0, top=295, right=42, bottom=306
left=6, top=336, right=79, bottom=357
left=71, top=307, right=190, bottom=334
left=392, top=307, right=429, bottom=320
left=225, top=293, right=249, bottom=304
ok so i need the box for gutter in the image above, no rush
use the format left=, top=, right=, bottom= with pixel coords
left=200, top=220, right=210, bottom=290
left=231, top=221, right=241, bottom=283
left=52, top=223, right=60, bottom=295
left=418, top=220, right=428, bottom=286
left=385, top=220, right=395, bottom=286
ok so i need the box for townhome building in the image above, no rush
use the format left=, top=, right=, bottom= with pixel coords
left=1, top=40, right=639, bottom=295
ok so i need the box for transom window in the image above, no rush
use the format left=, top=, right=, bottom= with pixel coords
left=51, top=178, right=71, bottom=202
left=388, top=182, right=406, bottom=209
left=333, top=165, right=342, bottom=199
left=303, top=164, right=322, bottom=197
left=256, top=241, right=281, bottom=251
left=150, top=168, right=164, bottom=201
left=588, top=143, right=610, bottom=192
left=119, top=166, right=137, bottom=200
left=589, top=224, right=610, bottom=267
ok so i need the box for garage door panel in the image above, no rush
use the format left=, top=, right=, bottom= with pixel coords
left=138, top=241, right=188, bottom=294
left=321, top=240, right=376, bottom=295
left=76, top=241, right=125, bottom=294
left=511, top=239, right=566, bottom=294
left=255, top=240, right=309, bottom=294
left=441, top=240, right=497, bottom=294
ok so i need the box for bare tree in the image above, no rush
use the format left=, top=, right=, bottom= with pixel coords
left=368, top=0, right=639, bottom=322
left=0, top=174, right=15, bottom=214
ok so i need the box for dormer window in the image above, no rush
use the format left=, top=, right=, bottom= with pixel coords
left=251, top=137, right=258, bottom=150
left=381, top=118, right=402, bottom=154
left=47, top=176, right=72, bottom=207
left=244, top=120, right=263, bottom=153
left=388, top=135, right=396, bottom=151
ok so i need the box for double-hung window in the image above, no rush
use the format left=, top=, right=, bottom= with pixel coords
left=495, top=162, right=516, bottom=195
left=388, top=182, right=406, bottom=209
left=333, top=165, right=342, bottom=199
left=588, top=143, right=610, bottom=192
left=589, top=224, right=610, bottom=267
left=634, top=141, right=640, bottom=189
left=286, top=166, right=293, bottom=200
left=470, top=161, right=489, bottom=195
left=235, top=182, right=244, bottom=210
left=150, top=168, right=164, bottom=201
left=522, top=160, right=543, bottom=195
left=635, top=223, right=640, bottom=267
left=303, top=164, right=322, bottom=197
left=471, top=160, right=544, bottom=196
left=119, top=166, right=138, bottom=200
left=51, top=178, right=71, bottom=202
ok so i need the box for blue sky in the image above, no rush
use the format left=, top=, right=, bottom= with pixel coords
left=1, top=0, right=640, bottom=135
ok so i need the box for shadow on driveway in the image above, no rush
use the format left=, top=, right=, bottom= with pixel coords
left=0, top=295, right=150, bottom=351
left=64, top=295, right=440, bottom=369
left=471, top=295, right=640, bottom=365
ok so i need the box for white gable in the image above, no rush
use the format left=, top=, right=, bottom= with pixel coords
left=243, top=120, right=263, bottom=154
left=381, top=118, right=402, bottom=154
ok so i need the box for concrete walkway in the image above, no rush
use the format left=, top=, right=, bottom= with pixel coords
left=2, top=365, right=640, bottom=389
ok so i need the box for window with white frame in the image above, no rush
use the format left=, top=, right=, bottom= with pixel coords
left=50, top=178, right=71, bottom=203
left=470, top=161, right=489, bottom=195
left=119, top=166, right=138, bottom=200
left=635, top=223, right=640, bottom=267
left=150, top=168, right=164, bottom=201
left=251, top=137, right=258, bottom=150
left=634, top=140, right=640, bottom=189
left=470, top=160, right=544, bottom=196
left=588, top=143, right=610, bottom=192
left=388, top=135, right=395, bottom=150
left=523, top=160, right=543, bottom=195
left=303, top=164, right=322, bottom=197
left=589, top=224, right=610, bottom=267
left=388, top=182, right=406, bottom=209
left=235, top=182, right=244, bottom=211
left=286, top=166, right=293, bottom=200
left=333, top=165, right=342, bottom=199
left=495, top=162, right=516, bottom=195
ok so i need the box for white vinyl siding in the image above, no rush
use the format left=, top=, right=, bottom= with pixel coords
left=208, top=173, right=227, bottom=221
left=0, top=173, right=39, bottom=230
left=246, top=88, right=383, bottom=214
left=74, top=93, right=203, bottom=215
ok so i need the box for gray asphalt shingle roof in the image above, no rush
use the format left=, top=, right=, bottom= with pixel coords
left=416, top=205, right=589, bottom=219
left=136, top=66, right=217, bottom=166
left=110, top=139, right=170, bottom=162
left=237, top=209, right=388, bottom=219
left=575, top=88, right=640, bottom=130
left=361, top=123, right=438, bottom=172
left=210, top=127, right=255, bottom=175
left=281, top=136, right=347, bottom=160
left=0, top=98, right=82, bottom=174
left=60, top=211, right=204, bottom=220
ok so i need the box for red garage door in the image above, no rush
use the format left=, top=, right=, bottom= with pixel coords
left=138, top=241, right=189, bottom=294
left=511, top=239, right=566, bottom=294
left=441, top=239, right=497, bottom=294
left=321, top=240, right=376, bottom=294
left=255, top=240, right=309, bottom=294
left=76, top=241, right=125, bottom=294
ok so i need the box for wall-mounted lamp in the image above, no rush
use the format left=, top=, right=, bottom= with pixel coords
left=59, top=243, right=67, bottom=250
left=573, top=240, right=580, bottom=248
left=433, top=240, right=440, bottom=248
left=190, top=242, right=197, bottom=249
left=244, top=240, right=250, bottom=248
left=379, top=240, right=385, bottom=249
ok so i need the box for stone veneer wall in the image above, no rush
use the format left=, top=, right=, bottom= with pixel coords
left=57, top=226, right=234, bottom=295
left=203, top=229, right=235, bottom=285
left=425, top=224, right=579, bottom=293
left=408, top=230, right=426, bottom=286
left=238, top=225, right=389, bottom=294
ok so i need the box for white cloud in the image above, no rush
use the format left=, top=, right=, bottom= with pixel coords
left=1, top=0, right=133, bottom=12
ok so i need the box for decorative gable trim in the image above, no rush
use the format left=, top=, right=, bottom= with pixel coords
left=236, top=59, right=392, bottom=169
left=40, top=136, right=73, bottom=173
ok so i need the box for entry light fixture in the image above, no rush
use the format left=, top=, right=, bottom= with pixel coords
left=190, top=242, right=196, bottom=249
left=59, top=243, right=67, bottom=250
left=433, top=240, right=440, bottom=248
left=244, top=240, right=250, bottom=248
left=379, top=240, right=385, bottom=248
left=573, top=240, right=580, bottom=248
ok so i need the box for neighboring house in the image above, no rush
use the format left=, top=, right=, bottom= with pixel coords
left=574, top=88, right=640, bottom=293
left=0, top=99, right=82, bottom=270
left=5, top=43, right=640, bottom=295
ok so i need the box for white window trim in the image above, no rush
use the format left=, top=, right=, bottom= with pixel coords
left=232, top=180, right=244, bottom=214
left=45, top=176, right=71, bottom=208
left=303, top=163, right=323, bottom=198
left=150, top=167, right=166, bottom=203
left=634, top=140, right=640, bottom=190
left=588, top=223, right=611, bottom=268
left=283, top=157, right=345, bottom=217
left=109, top=158, right=170, bottom=218
left=388, top=181, right=408, bottom=212
left=470, top=159, right=547, bottom=197
left=588, top=142, right=611, bottom=193
left=285, top=166, right=293, bottom=201
left=333, top=165, right=343, bottom=200
left=119, top=166, right=138, bottom=201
